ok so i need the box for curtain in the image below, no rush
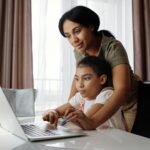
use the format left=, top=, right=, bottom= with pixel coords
left=132, top=0, right=150, bottom=80
left=0, top=0, right=33, bottom=88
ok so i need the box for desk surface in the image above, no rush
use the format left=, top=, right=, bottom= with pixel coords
left=0, top=117, right=150, bottom=150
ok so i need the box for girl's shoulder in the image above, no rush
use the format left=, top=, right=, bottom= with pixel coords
left=100, top=87, right=114, bottom=96
left=95, top=87, right=114, bottom=104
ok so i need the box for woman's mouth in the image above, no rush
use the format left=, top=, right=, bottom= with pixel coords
left=75, top=43, right=83, bottom=49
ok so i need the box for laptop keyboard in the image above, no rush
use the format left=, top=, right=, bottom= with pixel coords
left=21, top=124, right=56, bottom=137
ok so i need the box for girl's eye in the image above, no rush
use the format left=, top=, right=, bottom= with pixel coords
left=84, top=77, right=91, bottom=81
left=74, top=77, right=79, bottom=81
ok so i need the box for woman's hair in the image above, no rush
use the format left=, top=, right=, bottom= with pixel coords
left=59, top=5, right=100, bottom=37
left=100, top=30, right=115, bottom=38
left=77, top=56, right=112, bottom=87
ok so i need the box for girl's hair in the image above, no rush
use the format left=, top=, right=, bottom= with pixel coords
left=77, top=56, right=112, bottom=87
left=59, top=5, right=100, bottom=37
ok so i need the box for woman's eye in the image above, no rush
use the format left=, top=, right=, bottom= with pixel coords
left=74, top=28, right=81, bottom=34
left=65, top=34, right=70, bottom=39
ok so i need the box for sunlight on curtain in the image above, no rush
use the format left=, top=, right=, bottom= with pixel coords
left=32, top=0, right=133, bottom=113
left=32, top=0, right=76, bottom=112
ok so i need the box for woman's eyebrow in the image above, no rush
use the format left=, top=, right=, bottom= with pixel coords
left=65, top=26, right=82, bottom=33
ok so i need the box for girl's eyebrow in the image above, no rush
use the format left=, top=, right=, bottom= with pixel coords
left=74, top=74, right=78, bottom=78
left=75, top=74, right=93, bottom=77
left=82, top=74, right=93, bottom=77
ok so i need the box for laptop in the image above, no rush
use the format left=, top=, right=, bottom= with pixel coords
left=0, top=87, right=86, bottom=142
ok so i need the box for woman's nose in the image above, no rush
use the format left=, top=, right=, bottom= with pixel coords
left=71, top=35, right=78, bottom=43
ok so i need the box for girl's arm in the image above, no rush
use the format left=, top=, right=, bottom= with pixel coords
left=42, top=102, right=74, bottom=126
left=55, top=103, right=74, bottom=116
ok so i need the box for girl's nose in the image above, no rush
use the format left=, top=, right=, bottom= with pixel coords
left=79, top=80, right=84, bottom=88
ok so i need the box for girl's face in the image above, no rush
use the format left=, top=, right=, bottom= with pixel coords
left=63, top=20, right=95, bottom=53
left=74, top=66, right=104, bottom=100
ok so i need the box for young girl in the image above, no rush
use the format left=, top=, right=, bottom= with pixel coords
left=43, top=56, right=126, bottom=130
left=58, top=5, right=141, bottom=131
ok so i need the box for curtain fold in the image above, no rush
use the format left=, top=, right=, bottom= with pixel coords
left=0, top=0, right=33, bottom=88
left=132, top=0, right=150, bottom=80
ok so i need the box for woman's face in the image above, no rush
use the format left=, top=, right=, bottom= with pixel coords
left=63, top=20, right=95, bottom=53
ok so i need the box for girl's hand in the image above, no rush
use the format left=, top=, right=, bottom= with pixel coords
left=42, top=110, right=59, bottom=127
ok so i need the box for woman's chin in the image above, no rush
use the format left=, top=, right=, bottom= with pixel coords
left=76, top=48, right=85, bottom=54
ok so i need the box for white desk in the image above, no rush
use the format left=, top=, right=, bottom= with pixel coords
left=0, top=117, right=150, bottom=150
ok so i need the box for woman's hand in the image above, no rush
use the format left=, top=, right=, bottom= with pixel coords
left=65, top=109, right=95, bottom=130
left=64, top=107, right=76, bottom=116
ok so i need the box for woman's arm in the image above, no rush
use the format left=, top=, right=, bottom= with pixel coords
left=90, top=64, right=131, bottom=127
left=65, top=103, right=103, bottom=130
left=68, top=79, right=78, bottom=100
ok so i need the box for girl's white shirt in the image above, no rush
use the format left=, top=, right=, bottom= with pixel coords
left=69, top=88, right=126, bottom=130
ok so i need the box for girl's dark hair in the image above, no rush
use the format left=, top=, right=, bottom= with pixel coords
left=59, top=6, right=100, bottom=37
left=77, top=56, right=112, bottom=87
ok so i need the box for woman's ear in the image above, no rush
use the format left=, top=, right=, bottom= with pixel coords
left=89, top=25, right=95, bottom=31
left=99, top=74, right=107, bottom=85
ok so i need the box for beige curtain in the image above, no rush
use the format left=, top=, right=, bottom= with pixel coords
left=0, top=0, right=33, bottom=88
left=132, top=0, right=150, bottom=80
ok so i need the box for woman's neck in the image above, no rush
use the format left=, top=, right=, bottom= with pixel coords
left=86, top=34, right=102, bottom=56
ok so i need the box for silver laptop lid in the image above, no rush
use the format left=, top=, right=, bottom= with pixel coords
left=0, top=87, right=28, bottom=141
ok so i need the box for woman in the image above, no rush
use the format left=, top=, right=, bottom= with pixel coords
left=58, top=5, right=140, bottom=132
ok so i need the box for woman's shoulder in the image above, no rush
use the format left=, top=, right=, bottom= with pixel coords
left=98, top=30, right=129, bottom=67
left=99, top=30, right=123, bottom=49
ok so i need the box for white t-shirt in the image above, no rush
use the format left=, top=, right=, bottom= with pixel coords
left=69, top=88, right=126, bottom=130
